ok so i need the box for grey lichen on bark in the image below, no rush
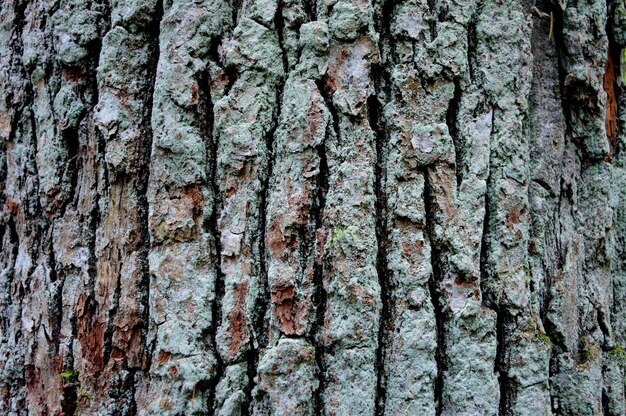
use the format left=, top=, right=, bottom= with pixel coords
left=0, top=0, right=625, bottom=415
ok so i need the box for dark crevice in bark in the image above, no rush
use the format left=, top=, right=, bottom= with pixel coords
left=49, top=239, right=64, bottom=353
left=374, top=0, right=397, bottom=102
left=230, top=0, right=242, bottom=25
left=311, top=65, right=343, bottom=416
left=303, top=0, right=317, bottom=21
left=423, top=169, right=447, bottom=416
left=549, top=3, right=578, bottom=159
left=315, top=78, right=340, bottom=147
left=478, top=109, right=516, bottom=414
left=142, top=0, right=164, bottom=374
left=370, top=4, right=395, bottom=405
left=205, top=57, right=226, bottom=416
left=61, top=126, right=80, bottom=212
left=243, top=106, right=279, bottom=415
left=601, top=386, right=610, bottom=416
left=312, top=124, right=329, bottom=416
left=60, top=369, right=79, bottom=416
left=368, top=93, right=390, bottom=416
left=427, top=0, right=437, bottom=40
left=479, top=111, right=493, bottom=308
left=495, top=310, right=512, bottom=416
left=275, top=2, right=289, bottom=75
left=447, top=78, right=463, bottom=188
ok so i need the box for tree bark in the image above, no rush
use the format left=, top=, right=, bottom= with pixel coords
left=0, top=0, right=625, bottom=415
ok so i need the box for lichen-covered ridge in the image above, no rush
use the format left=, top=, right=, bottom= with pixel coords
left=0, top=0, right=625, bottom=415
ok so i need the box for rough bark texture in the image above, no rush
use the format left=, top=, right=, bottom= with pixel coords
left=0, top=0, right=625, bottom=415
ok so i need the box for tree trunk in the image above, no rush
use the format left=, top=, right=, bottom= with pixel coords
left=1, top=0, right=625, bottom=415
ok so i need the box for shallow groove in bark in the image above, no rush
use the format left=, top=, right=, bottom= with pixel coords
left=423, top=170, right=447, bottom=416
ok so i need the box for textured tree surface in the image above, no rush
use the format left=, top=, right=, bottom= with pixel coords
left=1, top=0, right=626, bottom=415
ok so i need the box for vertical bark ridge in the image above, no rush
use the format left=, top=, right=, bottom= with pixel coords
left=85, top=0, right=164, bottom=411
left=251, top=8, right=331, bottom=414
left=144, top=1, right=231, bottom=412
left=211, top=1, right=284, bottom=413
left=473, top=1, right=542, bottom=414
left=314, top=2, right=382, bottom=414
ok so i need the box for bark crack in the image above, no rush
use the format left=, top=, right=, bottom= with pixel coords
left=423, top=169, right=447, bottom=416
left=368, top=93, right=390, bottom=416
left=447, top=79, right=463, bottom=188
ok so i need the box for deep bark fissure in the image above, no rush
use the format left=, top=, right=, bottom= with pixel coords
left=447, top=78, right=463, bottom=187
left=495, top=310, right=512, bottom=416
left=479, top=109, right=495, bottom=309
left=142, top=0, right=164, bottom=376
left=311, top=71, right=342, bottom=416
left=368, top=92, right=391, bottom=416
left=197, top=27, right=225, bottom=413
left=140, top=0, right=163, bottom=374
left=315, top=78, right=340, bottom=147
left=544, top=5, right=577, bottom=412
left=423, top=169, right=447, bottom=416
left=303, top=0, right=317, bottom=22
left=312, top=129, right=329, bottom=416
left=206, top=111, right=225, bottom=416
left=242, top=108, right=276, bottom=416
